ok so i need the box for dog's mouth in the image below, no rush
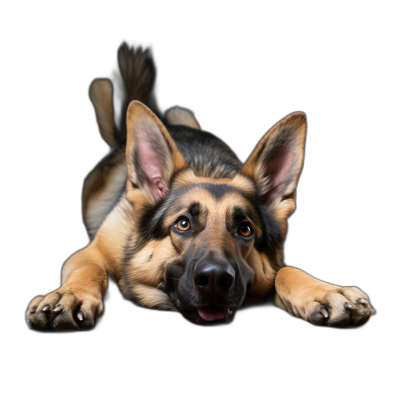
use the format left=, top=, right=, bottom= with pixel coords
left=197, top=305, right=230, bottom=321
left=177, top=301, right=236, bottom=325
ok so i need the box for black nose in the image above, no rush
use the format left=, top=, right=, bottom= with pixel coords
left=194, top=262, right=235, bottom=295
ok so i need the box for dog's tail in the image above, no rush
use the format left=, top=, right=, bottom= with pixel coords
left=89, top=42, right=161, bottom=147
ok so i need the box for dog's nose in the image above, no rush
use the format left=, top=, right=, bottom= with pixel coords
left=194, top=262, right=235, bottom=295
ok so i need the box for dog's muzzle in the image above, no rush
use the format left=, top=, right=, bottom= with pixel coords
left=166, top=249, right=254, bottom=325
left=194, top=261, right=235, bottom=321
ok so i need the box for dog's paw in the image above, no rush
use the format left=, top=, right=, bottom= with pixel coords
left=26, top=288, right=104, bottom=331
left=165, top=106, right=201, bottom=130
left=306, top=286, right=376, bottom=327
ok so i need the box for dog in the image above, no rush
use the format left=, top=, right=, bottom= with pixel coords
left=26, top=43, right=375, bottom=329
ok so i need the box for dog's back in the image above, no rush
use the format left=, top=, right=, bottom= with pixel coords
left=83, top=43, right=242, bottom=239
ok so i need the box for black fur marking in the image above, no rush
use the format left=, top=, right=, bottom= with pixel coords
left=187, top=202, right=208, bottom=236
left=252, top=197, right=281, bottom=265
left=188, top=202, right=201, bottom=219
left=199, top=183, right=240, bottom=200
left=232, top=206, right=248, bottom=225
left=227, top=206, right=248, bottom=235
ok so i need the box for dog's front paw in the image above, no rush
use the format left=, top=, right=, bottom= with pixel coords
left=26, top=288, right=104, bottom=331
left=306, top=286, right=376, bottom=327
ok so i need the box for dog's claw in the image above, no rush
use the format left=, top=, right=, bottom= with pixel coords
left=30, top=306, right=37, bottom=314
left=344, top=302, right=353, bottom=310
left=358, top=298, right=367, bottom=304
left=320, top=308, right=329, bottom=318
left=77, top=312, right=84, bottom=321
left=53, top=305, right=62, bottom=313
left=42, top=305, right=50, bottom=312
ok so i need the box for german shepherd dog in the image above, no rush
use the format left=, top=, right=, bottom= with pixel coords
left=26, top=43, right=375, bottom=330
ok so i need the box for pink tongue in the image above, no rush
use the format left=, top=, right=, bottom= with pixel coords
left=198, top=306, right=229, bottom=321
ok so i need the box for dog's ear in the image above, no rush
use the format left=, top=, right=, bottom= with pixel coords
left=126, top=101, right=187, bottom=203
left=241, top=112, right=306, bottom=220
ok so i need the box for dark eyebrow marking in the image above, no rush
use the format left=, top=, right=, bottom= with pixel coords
left=187, top=201, right=208, bottom=233
left=232, top=206, right=247, bottom=224
left=226, top=206, right=248, bottom=233
left=188, top=202, right=201, bottom=218
left=197, top=183, right=240, bottom=200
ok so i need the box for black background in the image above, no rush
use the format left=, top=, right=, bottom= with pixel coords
left=6, top=8, right=393, bottom=392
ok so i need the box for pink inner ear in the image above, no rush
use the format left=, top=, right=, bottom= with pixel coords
left=262, top=150, right=295, bottom=205
left=137, top=131, right=169, bottom=200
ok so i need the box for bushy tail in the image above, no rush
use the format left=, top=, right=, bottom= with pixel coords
left=89, top=42, right=160, bottom=147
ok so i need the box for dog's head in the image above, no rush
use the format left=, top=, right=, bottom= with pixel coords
left=122, top=101, right=306, bottom=324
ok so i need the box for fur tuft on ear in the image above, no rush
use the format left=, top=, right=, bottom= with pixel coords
left=126, top=101, right=187, bottom=203
left=242, top=112, right=307, bottom=217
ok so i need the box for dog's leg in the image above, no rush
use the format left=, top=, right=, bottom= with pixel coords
left=274, top=267, right=376, bottom=327
left=26, top=199, right=131, bottom=330
left=89, top=78, right=117, bottom=147
left=165, top=106, right=201, bottom=130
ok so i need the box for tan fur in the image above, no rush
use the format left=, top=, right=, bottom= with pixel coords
left=133, top=283, right=174, bottom=309
left=246, top=251, right=277, bottom=301
left=126, top=238, right=177, bottom=287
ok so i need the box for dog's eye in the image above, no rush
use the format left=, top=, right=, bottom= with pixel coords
left=238, top=223, right=253, bottom=237
left=176, top=218, right=191, bottom=231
